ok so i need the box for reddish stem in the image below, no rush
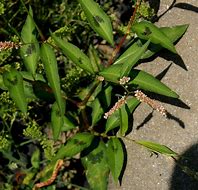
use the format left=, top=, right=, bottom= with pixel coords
left=107, top=0, right=141, bottom=66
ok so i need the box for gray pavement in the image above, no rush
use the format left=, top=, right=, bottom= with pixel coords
left=109, top=0, right=198, bottom=189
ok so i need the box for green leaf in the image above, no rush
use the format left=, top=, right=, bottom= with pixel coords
left=53, top=133, right=94, bottom=161
left=106, top=138, right=124, bottom=183
left=132, top=21, right=177, bottom=54
left=136, top=140, right=178, bottom=157
left=105, top=97, right=140, bottom=133
left=61, top=116, right=76, bottom=132
left=99, top=64, right=122, bottom=83
left=78, top=81, right=102, bottom=102
left=51, top=102, right=65, bottom=140
left=88, top=45, right=102, bottom=72
left=31, top=148, right=40, bottom=169
left=20, top=72, right=48, bottom=100
left=0, top=75, right=7, bottom=90
left=20, top=6, right=39, bottom=77
left=40, top=43, right=65, bottom=114
left=20, top=71, right=45, bottom=82
left=98, top=85, right=112, bottom=108
left=129, top=69, right=179, bottom=98
left=23, top=80, right=37, bottom=100
left=82, top=140, right=109, bottom=190
left=1, top=72, right=39, bottom=100
left=142, top=24, right=189, bottom=59
left=161, top=24, right=189, bottom=43
left=3, top=68, right=27, bottom=113
left=90, top=85, right=112, bottom=126
left=91, top=98, right=104, bottom=126
left=78, top=0, right=114, bottom=45
left=119, top=104, right=129, bottom=136
left=119, top=40, right=150, bottom=77
left=113, top=39, right=142, bottom=65
left=51, top=33, right=94, bottom=74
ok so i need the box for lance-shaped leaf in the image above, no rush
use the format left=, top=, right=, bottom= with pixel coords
left=91, top=98, right=104, bottom=126
left=82, top=140, right=109, bottom=190
left=119, top=40, right=150, bottom=77
left=119, top=104, right=129, bottom=136
left=129, top=69, right=179, bottom=98
left=40, top=43, right=65, bottom=114
left=3, top=68, right=27, bottom=113
left=51, top=101, right=65, bottom=140
left=99, top=64, right=122, bottom=83
left=105, top=97, right=140, bottom=133
left=2, top=72, right=38, bottom=100
left=88, top=45, right=101, bottom=72
left=53, top=133, right=94, bottom=161
left=141, top=24, right=189, bottom=59
left=20, top=6, right=39, bottom=77
left=106, top=138, right=124, bottom=183
left=161, top=24, right=189, bottom=43
left=51, top=33, right=94, bottom=74
left=23, top=80, right=37, bottom=100
left=114, top=39, right=143, bottom=65
left=78, top=80, right=102, bottom=102
left=78, top=0, right=114, bottom=45
left=98, top=85, right=112, bottom=109
left=132, top=21, right=177, bottom=54
left=61, top=116, right=76, bottom=132
left=135, top=140, right=178, bottom=157
left=20, top=71, right=45, bottom=82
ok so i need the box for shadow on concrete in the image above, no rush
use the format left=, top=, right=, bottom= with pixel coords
left=166, top=112, right=185, bottom=129
left=159, top=51, right=187, bottom=71
left=149, top=64, right=190, bottom=110
left=141, top=47, right=187, bottom=70
left=155, top=63, right=173, bottom=80
left=136, top=110, right=186, bottom=130
left=119, top=139, right=128, bottom=185
left=151, top=0, right=198, bottom=22
left=174, top=3, right=198, bottom=13
left=170, top=143, right=198, bottom=190
left=136, top=64, right=189, bottom=129
left=136, top=111, right=153, bottom=130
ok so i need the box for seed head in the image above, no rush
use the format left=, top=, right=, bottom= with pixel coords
left=104, top=96, right=127, bottom=119
left=134, top=90, right=167, bottom=116
left=0, top=41, right=21, bottom=51
left=119, top=76, right=130, bottom=85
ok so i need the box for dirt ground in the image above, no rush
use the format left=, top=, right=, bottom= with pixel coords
left=109, top=0, right=198, bottom=189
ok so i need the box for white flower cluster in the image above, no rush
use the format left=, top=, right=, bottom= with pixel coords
left=104, top=96, right=127, bottom=119
left=119, top=76, right=130, bottom=85
left=0, top=41, right=21, bottom=51
left=134, top=90, right=167, bottom=116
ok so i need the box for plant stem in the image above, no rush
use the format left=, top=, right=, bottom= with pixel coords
left=78, top=80, right=101, bottom=107
left=1, top=150, right=26, bottom=167
left=80, top=108, right=90, bottom=130
left=18, top=139, right=35, bottom=146
left=107, top=0, right=141, bottom=66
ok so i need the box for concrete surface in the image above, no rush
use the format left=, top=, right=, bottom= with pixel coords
left=109, top=0, right=198, bottom=189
